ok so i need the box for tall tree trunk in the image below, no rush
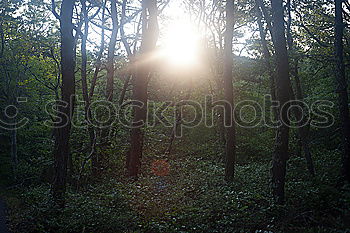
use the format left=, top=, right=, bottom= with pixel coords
left=270, top=0, right=292, bottom=204
left=256, top=0, right=274, bottom=43
left=0, top=20, right=4, bottom=58
left=286, top=0, right=315, bottom=176
left=89, top=1, right=105, bottom=101
left=127, top=0, right=159, bottom=178
left=10, top=119, right=18, bottom=176
left=223, top=0, right=236, bottom=182
left=98, top=0, right=118, bottom=172
left=52, top=0, right=76, bottom=207
left=89, top=0, right=106, bottom=175
left=256, top=5, right=277, bottom=120
left=80, top=0, right=97, bottom=176
left=215, top=51, right=226, bottom=148
left=335, top=0, right=350, bottom=183
left=119, top=74, right=132, bottom=106
left=106, top=0, right=118, bottom=102
left=210, top=41, right=226, bottom=148
left=118, top=0, right=133, bottom=106
left=291, top=70, right=315, bottom=176
left=164, top=87, right=192, bottom=156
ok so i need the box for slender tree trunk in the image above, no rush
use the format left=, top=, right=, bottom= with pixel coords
left=210, top=44, right=226, bottom=148
left=118, top=0, right=133, bottom=106
left=335, top=0, right=350, bottom=183
left=270, top=0, right=292, bottom=204
left=286, top=0, right=315, bottom=176
left=0, top=20, right=4, bottom=58
left=289, top=66, right=315, bottom=175
left=90, top=0, right=106, bottom=101
left=10, top=119, right=18, bottom=176
left=97, top=0, right=118, bottom=172
left=256, top=0, right=274, bottom=44
left=119, top=74, right=132, bottom=106
left=106, top=0, right=118, bottom=102
left=288, top=84, right=315, bottom=175
left=88, top=0, right=106, bottom=175
left=89, top=35, right=104, bottom=101
left=164, top=104, right=182, bottom=156
left=164, top=87, right=192, bottom=156
left=52, top=0, right=76, bottom=207
left=127, top=0, right=159, bottom=178
left=80, top=0, right=97, bottom=177
left=215, top=52, right=226, bottom=147
left=120, top=0, right=133, bottom=58
left=218, top=107, right=226, bottom=147
left=223, top=0, right=236, bottom=182
left=256, top=5, right=277, bottom=120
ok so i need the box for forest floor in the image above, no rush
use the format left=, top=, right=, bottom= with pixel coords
left=4, top=147, right=350, bottom=232
left=0, top=198, right=10, bottom=233
left=2, top=130, right=350, bottom=232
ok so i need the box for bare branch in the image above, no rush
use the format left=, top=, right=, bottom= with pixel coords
left=51, top=0, right=60, bottom=20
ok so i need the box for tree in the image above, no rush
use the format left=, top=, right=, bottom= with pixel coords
left=335, top=0, right=350, bottom=183
left=127, top=0, right=159, bottom=178
left=51, top=0, right=76, bottom=207
left=258, top=0, right=315, bottom=176
left=256, top=2, right=277, bottom=119
left=286, top=0, right=315, bottom=176
left=106, top=0, right=118, bottom=102
left=270, top=0, right=292, bottom=204
left=88, top=0, right=107, bottom=176
left=223, top=0, right=236, bottom=181
left=78, top=0, right=102, bottom=179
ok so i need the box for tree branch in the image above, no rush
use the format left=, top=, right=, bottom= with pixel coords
left=51, top=0, right=60, bottom=20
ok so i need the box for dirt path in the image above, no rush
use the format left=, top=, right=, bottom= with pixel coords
left=0, top=199, right=10, bottom=233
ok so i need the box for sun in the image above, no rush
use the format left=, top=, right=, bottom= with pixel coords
left=160, top=21, right=199, bottom=66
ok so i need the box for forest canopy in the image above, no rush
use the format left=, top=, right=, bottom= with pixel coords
left=0, top=0, right=350, bottom=232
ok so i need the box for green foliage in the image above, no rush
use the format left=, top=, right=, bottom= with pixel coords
left=6, top=147, right=350, bottom=232
left=6, top=185, right=138, bottom=233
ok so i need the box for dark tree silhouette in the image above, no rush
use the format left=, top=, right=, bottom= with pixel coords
left=127, top=0, right=159, bottom=178
left=270, top=0, right=292, bottom=204
left=335, top=0, right=350, bottom=183
left=223, top=0, right=236, bottom=181
left=52, top=0, right=76, bottom=207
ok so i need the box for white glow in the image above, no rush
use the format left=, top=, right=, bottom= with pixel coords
left=161, top=21, right=199, bottom=66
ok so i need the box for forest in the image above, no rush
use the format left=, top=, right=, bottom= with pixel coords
left=0, top=0, right=350, bottom=232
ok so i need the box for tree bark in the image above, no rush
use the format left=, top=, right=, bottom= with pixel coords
left=164, top=88, right=192, bottom=156
left=80, top=0, right=97, bottom=177
left=127, top=0, right=159, bottom=178
left=89, top=0, right=106, bottom=176
left=335, top=0, right=350, bottom=183
left=270, top=0, right=292, bottom=204
left=119, top=74, right=132, bottom=106
left=10, top=119, right=18, bottom=176
left=89, top=0, right=106, bottom=101
left=286, top=0, right=315, bottom=176
left=118, top=0, right=134, bottom=106
left=98, top=0, right=118, bottom=171
left=256, top=5, right=277, bottom=120
left=52, top=0, right=76, bottom=207
left=256, top=0, right=275, bottom=44
left=223, top=0, right=236, bottom=182
left=106, top=0, right=118, bottom=102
